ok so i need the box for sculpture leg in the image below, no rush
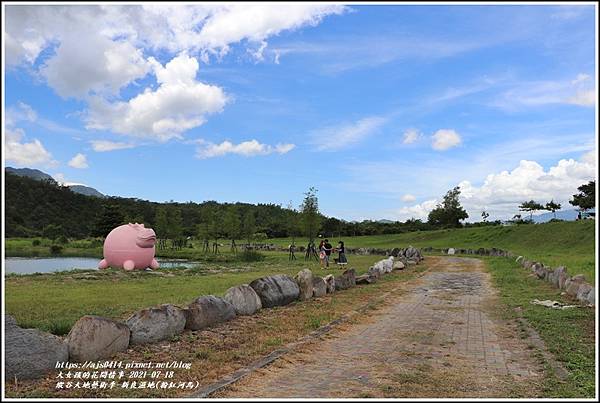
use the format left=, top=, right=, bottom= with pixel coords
left=98, top=259, right=109, bottom=270
left=150, top=258, right=160, bottom=270
left=123, top=260, right=135, bottom=271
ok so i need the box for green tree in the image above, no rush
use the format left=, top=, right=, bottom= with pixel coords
left=569, top=181, right=595, bottom=212
left=223, top=206, right=240, bottom=250
left=242, top=211, right=256, bottom=244
left=545, top=200, right=562, bottom=219
left=481, top=210, right=490, bottom=222
left=286, top=200, right=300, bottom=245
left=42, top=224, right=64, bottom=241
left=518, top=200, right=544, bottom=221
left=300, top=187, right=321, bottom=242
left=167, top=208, right=183, bottom=239
left=427, top=186, right=469, bottom=228
left=154, top=207, right=169, bottom=239
left=92, top=204, right=125, bottom=238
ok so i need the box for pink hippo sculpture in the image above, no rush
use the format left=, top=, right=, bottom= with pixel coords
left=98, top=223, right=159, bottom=270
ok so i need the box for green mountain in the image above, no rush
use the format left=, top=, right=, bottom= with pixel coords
left=5, top=167, right=105, bottom=198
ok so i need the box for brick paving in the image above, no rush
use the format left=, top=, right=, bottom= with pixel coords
left=216, top=256, right=543, bottom=398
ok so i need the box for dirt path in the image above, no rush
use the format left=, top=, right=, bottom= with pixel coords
left=215, top=256, right=544, bottom=398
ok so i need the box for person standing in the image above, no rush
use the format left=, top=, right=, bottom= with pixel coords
left=318, top=240, right=326, bottom=268
left=337, top=241, right=347, bottom=266
left=323, top=239, right=333, bottom=268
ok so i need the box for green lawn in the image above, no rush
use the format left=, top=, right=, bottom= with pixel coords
left=5, top=220, right=594, bottom=279
left=5, top=252, right=382, bottom=335
left=269, top=220, right=596, bottom=281
left=485, top=257, right=595, bottom=398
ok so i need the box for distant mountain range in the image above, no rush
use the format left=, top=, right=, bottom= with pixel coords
left=5, top=167, right=106, bottom=198
left=532, top=209, right=580, bottom=223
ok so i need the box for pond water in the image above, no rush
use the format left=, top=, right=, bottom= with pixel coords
left=4, top=257, right=201, bottom=275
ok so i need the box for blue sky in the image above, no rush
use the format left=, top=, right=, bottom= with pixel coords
left=4, top=3, right=597, bottom=221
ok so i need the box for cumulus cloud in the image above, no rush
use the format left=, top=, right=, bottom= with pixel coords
left=68, top=153, right=89, bottom=169
left=90, top=140, right=136, bottom=152
left=5, top=128, right=56, bottom=167
left=402, top=128, right=421, bottom=144
left=6, top=4, right=344, bottom=139
left=195, top=139, right=295, bottom=159
left=431, top=129, right=461, bottom=151
left=401, top=194, right=416, bottom=202
left=391, top=151, right=596, bottom=221
left=394, top=199, right=438, bottom=220
left=6, top=5, right=345, bottom=88
left=312, top=116, right=388, bottom=151
left=85, top=53, right=228, bottom=141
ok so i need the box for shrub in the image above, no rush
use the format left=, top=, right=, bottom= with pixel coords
left=239, top=250, right=265, bottom=262
left=56, top=235, right=69, bottom=244
left=32, top=239, right=41, bottom=246
left=49, top=245, right=63, bottom=255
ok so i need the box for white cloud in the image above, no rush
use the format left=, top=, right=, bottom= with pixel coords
left=85, top=53, right=228, bottom=141
left=571, top=73, right=590, bottom=85
left=195, top=139, right=295, bottom=159
left=393, top=199, right=438, bottom=221
left=68, top=153, right=89, bottom=169
left=401, top=194, right=416, bottom=202
left=53, top=173, right=86, bottom=187
left=458, top=152, right=596, bottom=220
left=90, top=140, right=136, bottom=152
left=402, top=128, right=421, bottom=144
left=492, top=74, right=596, bottom=110
left=5, top=128, right=56, bottom=167
left=312, top=116, right=388, bottom=151
left=6, top=4, right=344, bottom=140
left=566, top=89, right=596, bottom=107
left=431, top=129, right=461, bottom=151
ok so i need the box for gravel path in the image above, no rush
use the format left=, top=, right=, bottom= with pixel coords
left=215, top=256, right=543, bottom=398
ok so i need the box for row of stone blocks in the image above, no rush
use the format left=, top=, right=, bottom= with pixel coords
left=5, top=263, right=378, bottom=381
left=515, top=256, right=595, bottom=306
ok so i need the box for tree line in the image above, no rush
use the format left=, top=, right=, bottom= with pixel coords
left=6, top=173, right=594, bottom=241
left=5, top=173, right=434, bottom=241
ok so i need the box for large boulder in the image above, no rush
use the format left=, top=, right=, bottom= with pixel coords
left=533, top=263, right=546, bottom=279
left=323, top=274, right=336, bottom=294
left=403, top=246, right=422, bottom=262
left=249, top=274, right=300, bottom=308
left=67, top=316, right=130, bottom=362
left=312, top=277, right=327, bottom=298
left=447, top=248, right=456, bottom=255
left=294, top=269, right=314, bottom=301
left=393, top=260, right=405, bottom=270
left=368, top=265, right=383, bottom=279
left=565, top=275, right=587, bottom=298
left=586, top=288, right=595, bottom=306
left=390, top=247, right=401, bottom=257
left=335, top=268, right=356, bottom=290
left=5, top=315, right=68, bottom=380
left=356, top=274, right=377, bottom=285
left=551, top=266, right=567, bottom=288
left=186, top=296, right=236, bottom=330
left=224, top=285, right=262, bottom=316
left=126, top=304, right=187, bottom=345
left=576, top=283, right=593, bottom=304
left=382, top=256, right=394, bottom=273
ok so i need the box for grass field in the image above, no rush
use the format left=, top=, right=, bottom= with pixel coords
left=5, top=220, right=596, bottom=279
left=5, top=253, right=382, bottom=334
left=268, top=220, right=596, bottom=281
left=485, top=257, right=595, bottom=398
